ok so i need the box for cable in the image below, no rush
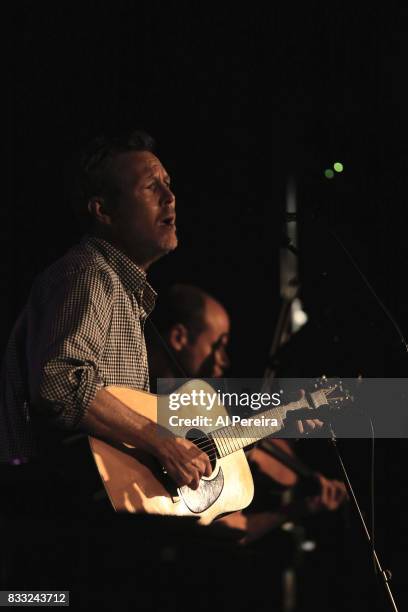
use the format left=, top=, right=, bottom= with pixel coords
left=328, top=228, right=408, bottom=355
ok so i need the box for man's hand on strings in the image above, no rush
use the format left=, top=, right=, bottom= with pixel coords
left=156, top=436, right=212, bottom=490
left=283, top=389, right=324, bottom=435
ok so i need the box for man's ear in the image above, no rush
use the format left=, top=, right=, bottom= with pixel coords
left=87, top=197, right=113, bottom=226
left=168, top=323, right=189, bottom=352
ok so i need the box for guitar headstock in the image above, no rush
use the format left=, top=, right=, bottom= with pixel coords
left=310, top=376, right=354, bottom=410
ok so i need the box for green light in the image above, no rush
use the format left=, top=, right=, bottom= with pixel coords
left=324, top=169, right=334, bottom=179
left=333, top=162, right=344, bottom=173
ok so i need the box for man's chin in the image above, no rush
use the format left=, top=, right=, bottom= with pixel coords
left=148, top=238, right=178, bottom=264
left=160, top=236, right=178, bottom=253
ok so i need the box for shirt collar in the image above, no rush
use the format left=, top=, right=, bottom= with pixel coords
left=84, top=235, right=157, bottom=315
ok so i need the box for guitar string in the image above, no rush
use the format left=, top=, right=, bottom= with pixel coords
left=166, top=393, right=332, bottom=461
left=160, top=387, right=317, bottom=454
left=194, top=436, right=260, bottom=453
left=191, top=433, right=256, bottom=453
left=177, top=402, right=303, bottom=455
left=167, top=418, right=331, bottom=472
left=174, top=405, right=292, bottom=451
left=183, top=412, right=331, bottom=459
left=178, top=403, right=299, bottom=453
left=187, top=436, right=263, bottom=459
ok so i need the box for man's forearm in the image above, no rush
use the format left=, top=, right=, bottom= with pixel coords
left=80, top=387, right=162, bottom=456
left=80, top=388, right=212, bottom=490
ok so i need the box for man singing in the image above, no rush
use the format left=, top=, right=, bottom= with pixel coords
left=0, top=130, right=212, bottom=514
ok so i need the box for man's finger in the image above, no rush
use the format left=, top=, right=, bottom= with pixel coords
left=320, top=483, right=329, bottom=507
left=203, top=454, right=212, bottom=477
left=334, top=481, right=348, bottom=502
left=193, top=454, right=211, bottom=477
left=327, top=483, right=337, bottom=508
left=189, top=469, right=201, bottom=490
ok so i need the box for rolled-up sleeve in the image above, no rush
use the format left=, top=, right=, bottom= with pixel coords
left=27, top=267, right=114, bottom=429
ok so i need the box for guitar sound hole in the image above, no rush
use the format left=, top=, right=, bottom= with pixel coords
left=186, top=428, right=217, bottom=471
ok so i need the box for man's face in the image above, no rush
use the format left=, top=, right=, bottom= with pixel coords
left=106, top=150, right=177, bottom=267
left=181, top=298, right=231, bottom=378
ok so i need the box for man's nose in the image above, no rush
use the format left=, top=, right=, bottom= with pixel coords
left=217, top=347, right=230, bottom=370
left=160, top=183, right=175, bottom=206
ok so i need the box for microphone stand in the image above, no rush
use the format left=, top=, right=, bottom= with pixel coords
left=328, top=427, right=398, bottom=612
left=274, top=210, right=402, bottom=611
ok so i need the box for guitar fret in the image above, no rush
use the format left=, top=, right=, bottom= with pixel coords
left=210, top=397, right=316, bottom=458
left=210, top=393, right=324, bottom=459
left=212, top=430, right=228, bottom=458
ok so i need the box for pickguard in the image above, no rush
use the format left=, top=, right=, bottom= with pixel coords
left=178, top=466, right=224, bottom=513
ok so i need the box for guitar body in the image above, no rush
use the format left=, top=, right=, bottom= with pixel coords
left=89, top=380, right=254, bottom=525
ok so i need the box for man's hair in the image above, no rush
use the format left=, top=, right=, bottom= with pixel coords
left=153, top=284, right=210, bottom=342
left=71, top=129, right=155, bottom=230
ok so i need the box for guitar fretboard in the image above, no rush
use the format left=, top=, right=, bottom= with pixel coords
left=210, top=389, right=328, bottom=458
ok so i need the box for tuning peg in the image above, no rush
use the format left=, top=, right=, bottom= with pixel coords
left=315, top=375, right=328, bottom=388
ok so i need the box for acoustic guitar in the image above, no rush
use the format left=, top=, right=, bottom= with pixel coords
left=89, top=379, right=349, bottom=524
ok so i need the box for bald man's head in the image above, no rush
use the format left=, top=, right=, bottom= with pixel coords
left=151, top=284, right=230, bottom=378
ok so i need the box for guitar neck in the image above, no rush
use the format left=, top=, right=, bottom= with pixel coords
left=210, top=389, right=326, bottom=459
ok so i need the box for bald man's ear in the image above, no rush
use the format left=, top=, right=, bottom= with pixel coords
left=168, top=323, right=189, bottom=352
left=87, top=197, right=113, bottom=226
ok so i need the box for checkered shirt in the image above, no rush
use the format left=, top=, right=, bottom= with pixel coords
left=0, top=236, right=156, bottom=462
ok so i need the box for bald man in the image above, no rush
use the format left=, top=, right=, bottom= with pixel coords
left=147, top=284, right=230, bottom=385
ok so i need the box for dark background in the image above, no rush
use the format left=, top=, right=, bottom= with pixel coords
left=4, top=2, right=408, bottom=610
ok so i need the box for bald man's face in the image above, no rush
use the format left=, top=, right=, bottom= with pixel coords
left=180, top=297, right=230, bottom=378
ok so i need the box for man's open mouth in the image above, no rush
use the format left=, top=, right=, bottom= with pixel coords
left=159, top=215, right=176, bottom=227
